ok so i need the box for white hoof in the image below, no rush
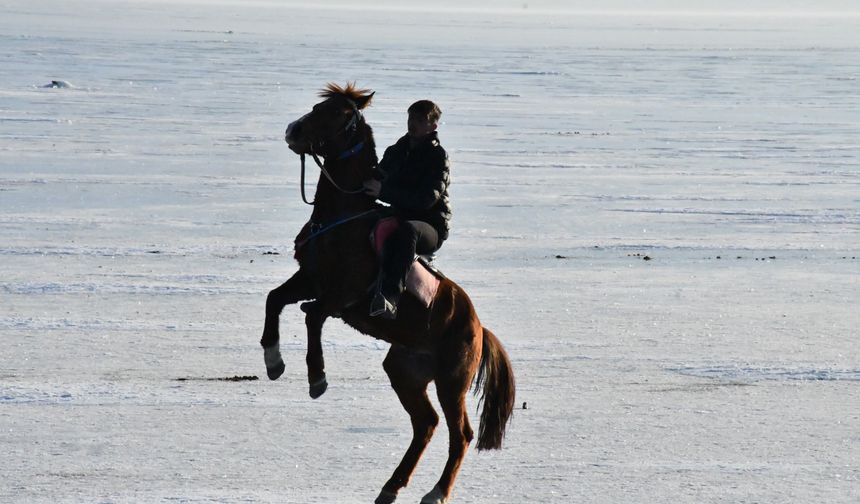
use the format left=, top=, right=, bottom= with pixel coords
left=264, top=343, right=282, bottom=367
left=264, top=343, right=285, bottom=380
left=420, top=485, right=447, bottom=504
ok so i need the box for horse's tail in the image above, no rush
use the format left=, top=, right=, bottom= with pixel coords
left=474, top=327, right=515, bottom=451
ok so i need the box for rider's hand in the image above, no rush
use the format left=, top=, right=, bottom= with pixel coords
left=363, top=179, right=382, bottom=197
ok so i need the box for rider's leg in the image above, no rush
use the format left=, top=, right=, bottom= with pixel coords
left=371, top=220, right=438, bottom=318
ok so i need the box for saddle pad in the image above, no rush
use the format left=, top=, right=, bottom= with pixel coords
left=372, top=216, right=399, bottom=256
left=371, top=217, right=441, bottom=308
left=406, top=260, right=440, bottom=308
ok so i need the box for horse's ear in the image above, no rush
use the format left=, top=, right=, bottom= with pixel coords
left=355, top=91, right=374, bottom=110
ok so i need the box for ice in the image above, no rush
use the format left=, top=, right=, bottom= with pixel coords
left=1, top=1, right=859, bottom=503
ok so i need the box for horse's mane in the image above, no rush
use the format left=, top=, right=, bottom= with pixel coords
left=319, top=82, right=373, bottom=105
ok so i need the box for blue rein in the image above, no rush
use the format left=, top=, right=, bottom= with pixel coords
left=294, top=209, right=379, bottom=251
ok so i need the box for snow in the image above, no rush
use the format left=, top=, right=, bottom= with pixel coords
left=1, top=0, right=859, bottom=502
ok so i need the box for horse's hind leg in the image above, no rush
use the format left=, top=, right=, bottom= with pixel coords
left=421, top=324, right=481, bottom=504
left=375, top=346, right=437, bottom=504
left=300, top=300, right=328, bottom=398
left=418, top=368, right=476, bottom=504
left=260, top=269, right=313, bottom=380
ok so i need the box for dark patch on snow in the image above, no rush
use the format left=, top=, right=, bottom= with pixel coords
left=43, top=80, right=74, bottom=89
left=175, top=375, right=259, bottom=382
left=628, top=253, right=652, bottom=261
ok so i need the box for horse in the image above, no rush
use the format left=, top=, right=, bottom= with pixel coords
left=259, top=83, right=515, bottom=504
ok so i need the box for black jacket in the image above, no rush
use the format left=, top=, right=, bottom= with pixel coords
left=377, top=132, right=451, bottom=242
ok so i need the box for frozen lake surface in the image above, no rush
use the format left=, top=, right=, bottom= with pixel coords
left=1, top=1, right=858, bottom=502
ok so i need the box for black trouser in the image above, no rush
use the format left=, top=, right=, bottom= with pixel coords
left=378, top=220, right=440, bottom=301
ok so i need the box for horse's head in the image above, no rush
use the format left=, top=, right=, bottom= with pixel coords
left=285, top=82, right=375, bottom=156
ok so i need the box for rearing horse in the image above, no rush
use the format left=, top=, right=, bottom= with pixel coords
left=259, top=83, right=515, bottom=504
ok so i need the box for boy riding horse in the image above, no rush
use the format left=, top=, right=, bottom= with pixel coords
left=362, top=100, right=451, bottom=319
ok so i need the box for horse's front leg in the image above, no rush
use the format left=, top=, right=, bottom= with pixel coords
left=260, top=269, right=314, bottom=380
left=300, top=300, right=328, bottom=398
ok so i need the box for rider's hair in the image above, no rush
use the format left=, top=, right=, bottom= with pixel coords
left=408, top=100, right=442, bottom=125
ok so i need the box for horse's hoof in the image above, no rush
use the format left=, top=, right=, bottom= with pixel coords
left=266, top=361, right=285, bottom=381
left=374, top=489, right=397, bottom=504
left=309, top=376, right=328, bottom=399
left=419, top=485, right=447, bottom=504
left=264, top=344, right=285, bottom=380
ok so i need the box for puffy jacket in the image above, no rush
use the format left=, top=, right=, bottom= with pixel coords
left=377, top=132, right=451, bottom=242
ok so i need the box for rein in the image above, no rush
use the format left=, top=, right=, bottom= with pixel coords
left=294, top=209, right=378, bottom=250
left=294, top=98, right=369, bottom=205
left=299, top=141, right=367, bottom=205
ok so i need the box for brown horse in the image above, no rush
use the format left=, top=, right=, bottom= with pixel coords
left=259, top=83, right=515, bottom=504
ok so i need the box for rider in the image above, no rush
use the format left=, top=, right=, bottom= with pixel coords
left=362, top=99, right=451, bottom=319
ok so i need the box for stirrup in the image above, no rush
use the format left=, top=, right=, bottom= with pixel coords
left=369, top=292, right=397, bottom=319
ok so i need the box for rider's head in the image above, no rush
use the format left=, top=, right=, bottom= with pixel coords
left=407, top=100, right=441, bottom=140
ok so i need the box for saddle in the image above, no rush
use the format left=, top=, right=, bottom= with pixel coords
left=371, top=217, right=444, bottom=308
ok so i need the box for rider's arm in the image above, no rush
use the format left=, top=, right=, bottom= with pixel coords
left=379, top=149, right=449, bottom=211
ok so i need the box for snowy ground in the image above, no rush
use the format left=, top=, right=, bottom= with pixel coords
left=1, top=1, right=859, bottom=502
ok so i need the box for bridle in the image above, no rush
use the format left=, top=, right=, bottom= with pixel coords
left=298, top=99, right=368, bottom=205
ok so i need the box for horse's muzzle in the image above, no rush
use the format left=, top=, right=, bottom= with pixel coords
left=285, top=120, right=309, bottom=154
